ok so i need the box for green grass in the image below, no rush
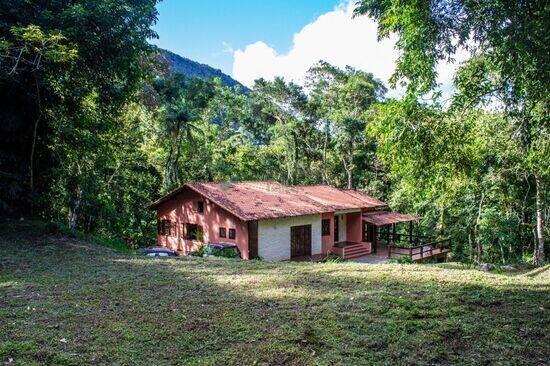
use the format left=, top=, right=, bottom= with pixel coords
left=1, top=221, right=549, bottom=365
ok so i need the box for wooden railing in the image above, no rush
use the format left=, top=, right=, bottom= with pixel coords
left=388, top=238, right=451, bottom=260
left=376, top=232, right=433, bottom=246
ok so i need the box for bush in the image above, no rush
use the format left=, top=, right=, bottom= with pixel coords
left=189, top=245, right=206, bottom=257
left=211, top=248, right=239, bottom=259
left=388, top=256, right=414, bottom=264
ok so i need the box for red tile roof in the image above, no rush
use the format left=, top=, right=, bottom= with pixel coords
left=362, top=211, right=421, bottom=226
left=150, top=181, right=386, bottom=221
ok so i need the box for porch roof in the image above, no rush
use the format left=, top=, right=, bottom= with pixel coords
left=362, top=211, right=421, bottom=226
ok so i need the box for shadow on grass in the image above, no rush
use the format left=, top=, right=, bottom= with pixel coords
left=1, top=229, right=549, bottom=366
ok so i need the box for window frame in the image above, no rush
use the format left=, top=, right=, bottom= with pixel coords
left=160, top=219, right=172, bottom=236
left=196, top=200, right=204, bottom=213
left=185, top=223, right=203, bottom=241
left=228, top=228, right=236, bottom=240
left=219, top=227, right=226, bottom=238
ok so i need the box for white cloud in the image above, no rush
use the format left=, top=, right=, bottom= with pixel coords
left=232, top=1, right=468, bottom=98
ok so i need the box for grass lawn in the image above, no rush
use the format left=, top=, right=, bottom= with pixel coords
left=1, top=221, right=549, bottom=365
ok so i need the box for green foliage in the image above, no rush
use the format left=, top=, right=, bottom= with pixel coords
left=354, top=0, right=549, bottom=101
left=0, top=25, right=78, bottom=73
left=389, top=256, right=414, bottom=264
left=368, top=99, right=545, bottom=264
left=0, top=0, right=159, bottom=247
left=210, top=247, right=239, bottom=259
left=356, top=0, right=548, bottom=264
left=190, top=245, right=206, bottom=257
left=1, top=0, right=545, bottom=264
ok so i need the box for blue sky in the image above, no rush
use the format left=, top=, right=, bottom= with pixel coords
left=152, top=0, right=464, bottom=96
left=152, top=0, right=339, bottom=75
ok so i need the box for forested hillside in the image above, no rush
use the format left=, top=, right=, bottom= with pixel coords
left=160, top=49, right=246, bottom=89
left=0, top=0, right=547, bottom=265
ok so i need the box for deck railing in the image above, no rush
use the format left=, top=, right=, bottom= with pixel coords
left=376, top=232, right=434, bottom=246
left=387, top=238, right=451, bottom=261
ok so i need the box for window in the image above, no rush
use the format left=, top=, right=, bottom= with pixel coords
left=228, top=228, right=236, bottom=239
left=321, top=219, right=330, bottom=236
left=196, top=201, right=204, bottom=213
left=160, top=219, right=172, bottom=236
left=185, top=223, right=203, bottom=241
left=219, top=227, right=226, bottom=238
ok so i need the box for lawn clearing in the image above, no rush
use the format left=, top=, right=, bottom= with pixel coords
left=1, top=221, right=549, bottom=365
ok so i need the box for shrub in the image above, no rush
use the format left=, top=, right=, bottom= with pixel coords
left=212, top=248, right=239, bottom=258
left=190, top=245, right=206, bottom=257
left=388, top=256, right=414, bottom=264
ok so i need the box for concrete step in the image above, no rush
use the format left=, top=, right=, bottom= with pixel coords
left=343, top=245, right=370, bottom=259
left=344, top=250, right=371, bottom=259
left=344, top=245, right=369, bottom=253
left=344, top=249, right=369, bottom=256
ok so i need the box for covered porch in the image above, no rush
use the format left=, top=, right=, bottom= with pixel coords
left=362, top=211, right=450, bottom=262
left=324, top=210, right=372, bottom=259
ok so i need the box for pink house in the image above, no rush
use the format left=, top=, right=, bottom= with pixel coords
left=149, top=181, right=420, bottom=260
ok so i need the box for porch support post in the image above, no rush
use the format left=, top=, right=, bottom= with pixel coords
left=409, top=221, right=413, bottom=243
left=373, top=225, right=378, bottom=253
left=392, top=223, right=396, bottom=243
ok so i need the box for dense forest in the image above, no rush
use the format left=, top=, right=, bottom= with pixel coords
left=0, top=0, right=547, bottom=265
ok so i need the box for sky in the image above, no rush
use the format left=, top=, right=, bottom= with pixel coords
left=152, top=0, right=466, bottom=96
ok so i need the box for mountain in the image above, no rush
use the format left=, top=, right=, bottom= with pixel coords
left=160, top=49, right=247, bottom=90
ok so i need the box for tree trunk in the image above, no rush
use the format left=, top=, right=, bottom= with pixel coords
left=534, top=175, right=545, bottom=265
left=346, top=140, right=354, bottom=189
left=474, top=192, right=485, bottom=263
left=69, top=188, right=82, bottom=231
left=341, top=157, right=353, bottom=190
left=30, top=73, right=42, bottom=215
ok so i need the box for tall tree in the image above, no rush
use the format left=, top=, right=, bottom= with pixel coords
left=355, top=0, right=549, bottom=263
left=0, top=0, right=159, bottom=216
left=306, top=61, right=386, bottom=189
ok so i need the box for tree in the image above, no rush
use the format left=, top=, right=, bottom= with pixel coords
left=368, top=99, right=533, bottom=263
left=250, top=77, right=320, bottom=185
left=0, top=24, right=77, bottom=213
left=306, top=61, right=386, bottom=189
left=0, top=0, right=158, bottom=213
left=355, top=0, right=549, bottom=264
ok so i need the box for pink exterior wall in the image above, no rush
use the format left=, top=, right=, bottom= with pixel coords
left=156, top=189, right=250, bottom=259
left=321, top=212, right=335, bottom=255
left=346, top=212, right=363, bottom=243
